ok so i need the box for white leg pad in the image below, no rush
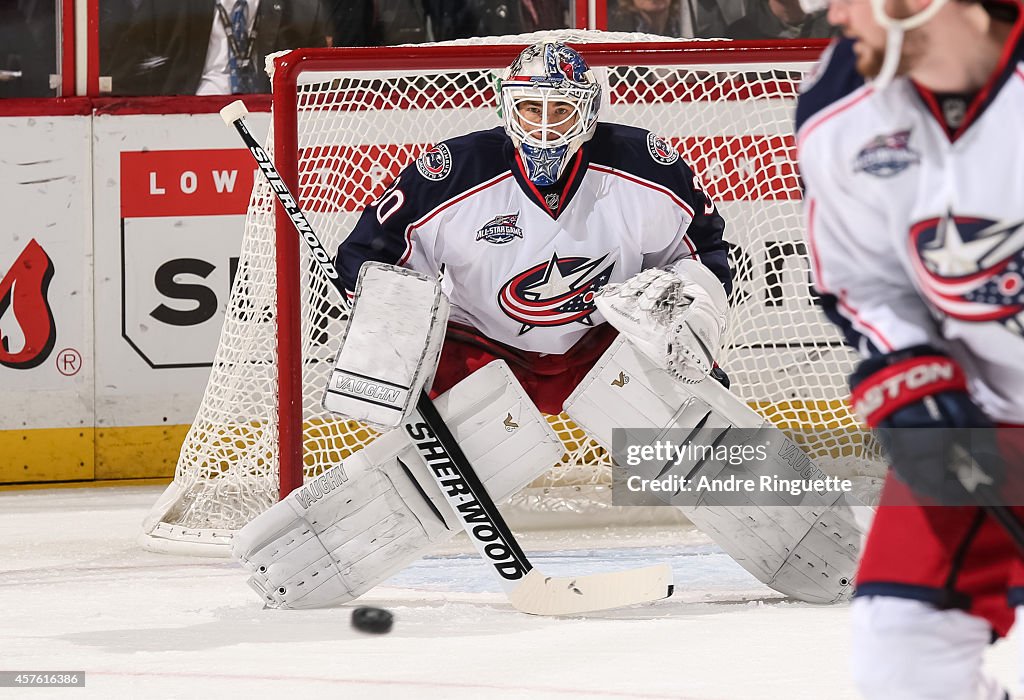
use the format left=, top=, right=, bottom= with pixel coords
left=232, top=360, right=564, bottom=609
left=851, top=597, right=1007, bottom=700
left=564, top=337, right=874, bottom=603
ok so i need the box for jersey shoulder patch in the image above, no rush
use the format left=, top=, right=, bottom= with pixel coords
left=795, top=38, right=866, bottom=134
left=413, top=128, right=507, bottom=185
left=398, top=127, right=510, bottom=217
left=588, top=122, right=693, bottom=184
left=415, top=143, right=453, bottom=181
left=645, top=131, right=680, bottom=165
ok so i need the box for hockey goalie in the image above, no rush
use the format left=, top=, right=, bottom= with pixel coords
left=231, top=40, right=872, bottom=611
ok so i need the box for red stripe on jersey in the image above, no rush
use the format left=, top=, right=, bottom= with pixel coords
left=837, top=290, right=895, bottom=353
left=587, top=164, right=695, bottom=217
left=681, top=235, right=697, bottom=259
left=557, top=151, right=584, bottom=214
left=796, top=86, right=875, bottom=155
left=806, top=197, right=828, bottom=292
left=513, top=149, right=583, bottom=218
left=399, top=172, right=514, bottom=265
left=589, top=163, right=698, bottom=257
left=911, top=7, right=1024, bottom=143
left=911, top=85, right=947, bottom=134
left=809, top=194, right=892, bottom=351
left=952, top=8, right=1024, bottom=141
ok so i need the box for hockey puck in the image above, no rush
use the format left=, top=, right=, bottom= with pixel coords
left=351, top=606, right=393, bottom=634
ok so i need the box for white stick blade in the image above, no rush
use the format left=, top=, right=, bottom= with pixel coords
left=220, top=100, right=250, bottom=126
left=508, top=565, right=673, bottom=615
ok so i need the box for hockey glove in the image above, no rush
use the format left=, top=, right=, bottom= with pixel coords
left=849, top=346, right=1001, bottom=505
left=595, top=260, right=728, bottom=384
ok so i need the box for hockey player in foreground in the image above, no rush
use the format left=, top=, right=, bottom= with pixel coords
left=231, top=40, right=868, bottom=613
left=796, top=0, right=1024, bottom=695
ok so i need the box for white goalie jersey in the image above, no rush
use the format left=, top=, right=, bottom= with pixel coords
left=334, top=123, right=731, bottom=356
left=797, top=36, right=1024, bottom=423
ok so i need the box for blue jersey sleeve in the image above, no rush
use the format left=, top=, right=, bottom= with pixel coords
left=334, top=128, right=510, bottom=296
left=795, top=38, right=865, bottom=135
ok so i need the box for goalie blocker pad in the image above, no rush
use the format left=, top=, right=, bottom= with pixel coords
left=233, top=360, right=564, bottom=609
left=564, top=337, right=874, bottom=604
left=322, top=262, right=450, bottom=431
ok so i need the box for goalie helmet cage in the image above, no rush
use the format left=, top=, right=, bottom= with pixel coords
left=141, top=32, right=884, bottom=556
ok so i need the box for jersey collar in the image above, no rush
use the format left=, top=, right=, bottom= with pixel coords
left=910, top=1, right=1024, bottom=143
left=507, top=140, right=590, bottom=219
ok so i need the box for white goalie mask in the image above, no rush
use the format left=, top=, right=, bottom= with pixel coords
left=499, top=41, right=601, bottom=186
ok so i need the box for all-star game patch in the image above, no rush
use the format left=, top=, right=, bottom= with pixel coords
left=476, top=212, right=524, bottom=245
left=853, top=130, right=920, bottom=178
left=646, top=132, right=679, bottom=165
left=416, top=144, right=453, bottom=181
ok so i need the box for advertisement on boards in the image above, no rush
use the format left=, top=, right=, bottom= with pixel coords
left=92, top=112, right=270, bottom=437
left=0, top=114, right=93, bottom=480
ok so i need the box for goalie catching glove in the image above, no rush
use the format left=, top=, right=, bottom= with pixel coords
left=595, top=259, right=728, bottom=383
left=849, top=346, right=1005, bottom=505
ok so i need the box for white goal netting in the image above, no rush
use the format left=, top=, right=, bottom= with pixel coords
left=142, top=32, right=883, bottom=555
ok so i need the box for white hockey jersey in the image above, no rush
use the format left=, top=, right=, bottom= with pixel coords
left=796, top=28, right=1024, bottom=422
left=335, top=123, right=730, bottom=355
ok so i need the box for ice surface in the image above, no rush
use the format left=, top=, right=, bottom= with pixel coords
left=0, top=487, right=1017, bottom=699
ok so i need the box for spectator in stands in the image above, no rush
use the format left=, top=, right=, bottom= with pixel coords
left=424, top=0, right=567, bottom=41
left=0, top=0, right=57, bottom=98
left=607, top=0, right=688, bottom=35
left=727, top=0, right=831, bottom=37
left=607, top=0, right=830, bottom=39
left=100, top=0, right=330, bottom=96
left=330, top=0, right=429, bottom=45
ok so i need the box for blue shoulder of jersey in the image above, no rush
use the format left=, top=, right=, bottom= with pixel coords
left=334, top=127, right=512, bottom=294
left=398, top=126, right=512, bottom=213
left=586, top=122, right=699, bottom=197
left=794, top=38, right=865, bottom=134
left=585, top=122, right=732, bottom=295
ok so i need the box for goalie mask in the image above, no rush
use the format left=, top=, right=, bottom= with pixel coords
left=499, top=41, right=601, bottom=186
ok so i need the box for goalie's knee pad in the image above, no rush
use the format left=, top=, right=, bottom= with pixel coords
left=232, top=360, right=563, bottom=609
left=851, top=596, right=1007, bottom=700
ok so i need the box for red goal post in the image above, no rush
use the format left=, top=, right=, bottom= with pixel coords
left=142, top=32, right=881, bottom=556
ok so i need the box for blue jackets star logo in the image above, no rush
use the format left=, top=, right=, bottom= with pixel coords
left=911, top=212, right=1024, bottom=330
left=498, top=253, right=615, bottom=334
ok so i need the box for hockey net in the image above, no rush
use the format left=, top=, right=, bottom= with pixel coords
left=142, top=32, right=884, bottom=555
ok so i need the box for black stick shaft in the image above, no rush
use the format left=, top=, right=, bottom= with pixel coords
left=229, top=114, right=344, bottom=292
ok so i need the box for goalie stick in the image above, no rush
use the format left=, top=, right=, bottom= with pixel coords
left=220, top=100, right=673, bottom=615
